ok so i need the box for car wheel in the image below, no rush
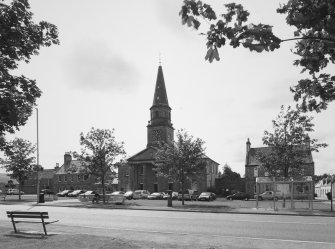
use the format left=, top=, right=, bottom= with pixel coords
left=244, top=197, right=249, bottom=201
left=258, top=196, right=262, bottom=201
left=229, top=197, right=232, bottom=201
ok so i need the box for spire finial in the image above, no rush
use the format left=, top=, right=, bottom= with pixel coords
left=159, top=52, right=162, bottom=66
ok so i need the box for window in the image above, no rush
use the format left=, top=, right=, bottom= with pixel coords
left=168, top=182, right=173, bottom=191
left=84, top=175, right=89, bottom=181
left=58, top=176, right=62, bottom=182
left=154, top=183, right=158, bottom=192
left=71, top=175, right=74, bottom=182
left=77, top=175, right=81, bottom=181
left=64, top=175, right=67, bottom=182
left=254, top=167, right=258, bottom=177
left=140, top=183, right=143, bottom=190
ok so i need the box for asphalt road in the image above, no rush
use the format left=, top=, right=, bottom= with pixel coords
left=1, top=204, right=335, bottom=249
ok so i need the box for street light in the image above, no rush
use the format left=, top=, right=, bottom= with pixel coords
left=36, top=107, right=40, bottom=203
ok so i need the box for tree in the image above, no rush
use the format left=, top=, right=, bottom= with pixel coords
left=256, top=105, right=327, bottom=178
left=216, top=163, right=242, bottom=195
left=0, top=138, right=36, bottom=199
left=0, top=0, right=59, bottom=142
left=179, top=0, right=335, bottom=112
left=73, top=128, right=126, bottom=204
left=154, top=129, right=206, bottom=205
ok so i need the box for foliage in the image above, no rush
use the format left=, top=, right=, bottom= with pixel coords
left=215, top=164, right=243, bottom=195
left=154, top=129, right=206, bottom=204
left=73, top=128, right=125, bottom=203
left=256, top=105, right=327, bottom=177
left=0, top=0, right=59, bottom=140
left=0, top=137, right=36, bottom=199
left=180, top=0, right=335, bottom=112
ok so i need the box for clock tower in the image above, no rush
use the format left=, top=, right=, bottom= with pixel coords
left=147, top=65, right=174, bottom=147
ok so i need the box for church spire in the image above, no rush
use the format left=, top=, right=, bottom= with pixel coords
left=147, top=65, right=174, bottom=147
left=152, top=65, right=170, bottom=108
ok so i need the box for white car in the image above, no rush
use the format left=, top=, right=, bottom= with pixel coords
left=6, top=189, right=24, bottom=195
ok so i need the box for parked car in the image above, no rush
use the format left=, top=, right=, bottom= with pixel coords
left=78, top=190, right=99, bottom=202
left=133, top=190, right=150, bottom=199
left=56, top=189, right=73, bottom=197
left=226, top=192, right=251, bottom=201
left=110, top=191, right=125, bottom=204
left=148, top=192, right=164, bottom=200
left=124, top=191, right=134, bottom=200
left=68, top=190, right=85, bottom=197
left=6, top=189, right=24, bottom=195
left=256, top=191, right=279, bottom=201
left=40, top=189, right=55, bottom=195
left=197, top=192, right=215, bottom=201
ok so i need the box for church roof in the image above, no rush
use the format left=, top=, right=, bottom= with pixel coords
left=151, top=65, right=170, bottom=109
left=127, top=147, right=158, bottom=163
left=246, top=145, right=314, bottom=166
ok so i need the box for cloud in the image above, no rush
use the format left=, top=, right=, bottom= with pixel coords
left=65, top=42, right=139, bottom=92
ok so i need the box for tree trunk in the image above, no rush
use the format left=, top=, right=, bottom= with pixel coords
left=181, top=181, right=184, bottom=206
left=102, top=177, right=106, bottom=204
left=18, top=183, right=21, bottom=200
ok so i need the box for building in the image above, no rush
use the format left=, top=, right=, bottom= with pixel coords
left=245, top=138, right=314, bottom=196
left=21, top=169, right=57, bottom=194
left=53, top=153, right=118, bottom=193
left=315, top=178, right=334, bottom=198
left=118, top=65, right=219, bottom=193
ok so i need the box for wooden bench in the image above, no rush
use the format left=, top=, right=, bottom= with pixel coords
left=6, top=211, right=59, bottom=235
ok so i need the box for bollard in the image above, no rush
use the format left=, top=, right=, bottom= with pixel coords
left=167, top=190, right=172, bottom=207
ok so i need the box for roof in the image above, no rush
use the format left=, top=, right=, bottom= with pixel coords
left=40, top=169, right=56, bottom=179
left=0, top=173, right=18, bottom=184
left=246, top=145, right=314, bottom=166
left=151, top=66, right=170, bottom=109
left=127, top=147, right=158, bottom=163
left=55, top=160, right=85, bottom=174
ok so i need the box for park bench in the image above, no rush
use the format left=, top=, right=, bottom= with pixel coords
left=6, top=211, right=59, bottom=235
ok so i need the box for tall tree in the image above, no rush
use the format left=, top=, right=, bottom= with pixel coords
left=257, top=105, right=327, bottom=177
left=0, top=0, right=59, bottom=143
left=74, top=128, right=125, bottom=204
left=154, top=129, right=206, bottom=205
left=179, top=0, right=335, bottom=112
left=0, top=138, right=36, bottom=199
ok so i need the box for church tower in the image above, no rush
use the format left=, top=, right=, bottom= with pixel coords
left=147, top=65, right=174, bottom=147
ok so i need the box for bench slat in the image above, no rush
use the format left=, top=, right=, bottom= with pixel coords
left=7, top=211, right=48, bottom=215
left=7, top=215, right=49, bottom=219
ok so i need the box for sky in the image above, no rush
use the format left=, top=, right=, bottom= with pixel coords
left=3, top=0, right=335, bottom=176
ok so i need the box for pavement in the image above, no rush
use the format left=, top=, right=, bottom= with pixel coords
left=2, top=195, right=335, bottom=217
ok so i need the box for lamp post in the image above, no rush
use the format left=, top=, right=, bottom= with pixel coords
left=36, top=108, right=40, bottom=203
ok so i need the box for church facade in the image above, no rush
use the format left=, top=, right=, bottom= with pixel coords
left=118, top=65, right=219, bottom=193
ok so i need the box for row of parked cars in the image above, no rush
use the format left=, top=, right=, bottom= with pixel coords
left=226, top=191, right=294, bottom=201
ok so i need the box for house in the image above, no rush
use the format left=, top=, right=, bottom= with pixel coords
left=315, top=178, right=334, bottom=198
left=53, top=153, right=118, bottom=193
left=21, top=169, right=57, bottom=194
left=118, top=65, right=219, bottom=193
left=245, top=138, right=314, bottom=196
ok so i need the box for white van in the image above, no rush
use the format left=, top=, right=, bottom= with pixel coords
left=133, top=190, right=150, bottom=199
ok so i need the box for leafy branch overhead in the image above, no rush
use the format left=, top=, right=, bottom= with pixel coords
left=180, top=0, right=335, bottom=112
left=0, top=0, right=59, bottom=138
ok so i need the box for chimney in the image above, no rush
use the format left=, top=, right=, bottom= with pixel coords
left=64, top=153, right=72, bottom=171
left=54, top=163, right=60, bottom=172
left=246, top=138, right=251, bottom=153
left=246, top=138, right=251, bottom=165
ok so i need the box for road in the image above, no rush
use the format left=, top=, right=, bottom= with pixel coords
left=1, top=204, right=335, bottom=249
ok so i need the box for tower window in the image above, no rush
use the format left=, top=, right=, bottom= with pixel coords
left=155, top=111, right=159, bottom=117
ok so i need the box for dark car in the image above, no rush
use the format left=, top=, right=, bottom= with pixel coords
left=197, top=192, right=214, bottom=201
left=226, top=192, right=251, bottom=201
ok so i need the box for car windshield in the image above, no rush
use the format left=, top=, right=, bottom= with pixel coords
left=125, top=191, right=132, bottom=194
left=200, top=192, right=210, bottom=196
left=134, top=191, right=142, bottom=194
left=151, top=193, right=160, bottom=196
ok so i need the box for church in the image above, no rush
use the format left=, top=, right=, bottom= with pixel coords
left=118, top=65, right=219, bottom=193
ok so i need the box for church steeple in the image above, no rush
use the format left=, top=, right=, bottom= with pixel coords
left=152, top=65, right=169, bottom=108
left=147, top=65, right=174, bottom=147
